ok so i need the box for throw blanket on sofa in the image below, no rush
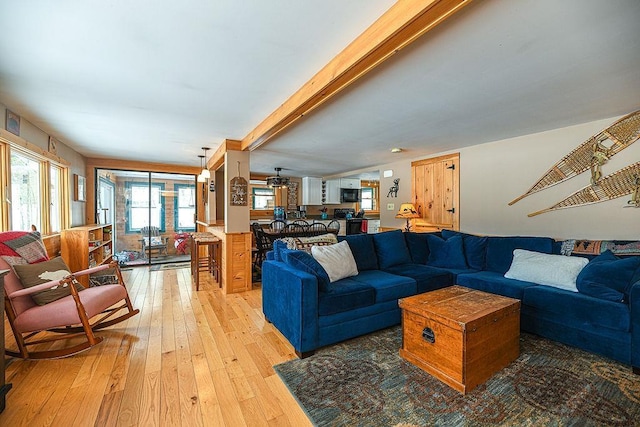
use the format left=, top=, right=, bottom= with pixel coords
left=561, top=239, right=640, bottom=256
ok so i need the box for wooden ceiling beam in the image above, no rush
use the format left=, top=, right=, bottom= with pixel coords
left=241, top=0, right=472, bottom=152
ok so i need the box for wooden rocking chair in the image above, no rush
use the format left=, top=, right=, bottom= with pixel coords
left=0, top=231, right=140, bottom=359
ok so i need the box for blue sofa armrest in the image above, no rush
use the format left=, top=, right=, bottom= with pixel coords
left=629, top=279, right=640, bottom=370
left=262, top=260, right=320, bottom=355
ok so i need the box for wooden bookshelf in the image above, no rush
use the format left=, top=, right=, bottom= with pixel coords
left=61, top=224, right=113, bottom=287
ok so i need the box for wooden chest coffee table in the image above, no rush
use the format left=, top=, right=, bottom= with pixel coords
left=399, top=286, right=520, bottom=394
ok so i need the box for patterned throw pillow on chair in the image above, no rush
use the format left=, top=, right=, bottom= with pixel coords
left=143, top=236, right=164, bottom=246
left=13, top=257, right=84, bottom=305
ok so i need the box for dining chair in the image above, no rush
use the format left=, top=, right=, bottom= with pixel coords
left=269, top=220, right=287, bottom=232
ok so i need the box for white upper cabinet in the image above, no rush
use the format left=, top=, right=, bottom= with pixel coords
left=323, top=179, right=341, bottom=204
left=340, top=178, right=361, bottom=189
left=301, top=177, right=323, bottom=205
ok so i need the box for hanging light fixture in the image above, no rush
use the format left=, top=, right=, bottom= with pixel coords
left=197, top=155, right=206, bottom=183
left=266, top=167, right=290, bottom=188
left=200, top=147, right=211, bottom=179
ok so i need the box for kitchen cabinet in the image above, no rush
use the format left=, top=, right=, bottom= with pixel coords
left=340, top=178, right=361, bottom=189
left=323, top=179, right=341, bottom=204
left=302, top=177, right=323, bottom=205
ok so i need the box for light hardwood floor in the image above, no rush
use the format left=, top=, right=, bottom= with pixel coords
left=1, top=267, right=313, bottom=427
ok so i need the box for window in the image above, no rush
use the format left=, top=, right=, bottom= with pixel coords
left=174, top=183, right=196, bottom=231
left=49, top=165, right=63, bottom=232
left=125, top=182, right=165, bottom=232
left=252, top=187, right=275, bottom=210
left=10, top=151, right=41, bottom=231
left=1, top=136, right=70, bottom=234
left=360, top=187, right=376, bottom=211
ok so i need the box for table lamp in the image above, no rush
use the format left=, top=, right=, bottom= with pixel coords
left=395, top=203, right=420, bottom=232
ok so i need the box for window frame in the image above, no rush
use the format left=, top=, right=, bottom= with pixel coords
left=173, top=183, right=196, bottom=232
left=251, top=185, right=276, bottom=210
left=124, top=181, right=166, bottom=233
left=358, top=181, right=379, bottom=214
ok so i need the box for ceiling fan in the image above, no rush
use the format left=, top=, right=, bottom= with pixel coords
left=266, top=167, right=290, bottom=188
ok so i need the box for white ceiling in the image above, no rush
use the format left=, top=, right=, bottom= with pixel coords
left=1, top=0, right=639, bottom=178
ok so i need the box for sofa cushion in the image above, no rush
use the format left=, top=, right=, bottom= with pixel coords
left=485, top=236, right=553, bottom=274
left=504, top=249, right=588, bottom=292
left=457, top=271, right=538, bottom=300
left=318, top=279, right=376, bottom=316
left=311, top=241, right=359, bottom=283
left=340, top=234, right=379, bottom=271
left=426, top=234, right=467, bottom=269
left=403, top=232, right=431, bottom=264
left=349, top=270, right=416, bottom=303
left=383, top=264, right=453, bottom=294
left=441, top=229, right=488, bottom=270
left=283, top=250, right=330, bottom=292
left=523, top=285, right=630, bottom=332
left=372, top=230, right=412, bottom=268
left=576, top=251, right=640, bottom=302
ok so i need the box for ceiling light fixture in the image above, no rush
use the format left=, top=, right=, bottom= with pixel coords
left=391, top=148, right=403, bottom=153
left=200, top=147, right=211, bottom=179
left=266, top=167, right=290, bottom=188
left=197, top=155, right=206, bottom=182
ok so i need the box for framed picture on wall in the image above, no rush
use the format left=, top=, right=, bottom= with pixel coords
left=74, top=174, right=86, bottom=202
left=6, top=109, right=20, bottom=136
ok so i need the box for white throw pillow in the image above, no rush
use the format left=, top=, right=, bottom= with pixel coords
left=311, top=240, right=359, bottom=283
left=504, top=249, right=588, bottom=292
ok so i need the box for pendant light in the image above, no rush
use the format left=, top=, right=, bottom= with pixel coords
left=200, top=147, right=211, bottom=179
left=197, top=155, right=206, bottom=183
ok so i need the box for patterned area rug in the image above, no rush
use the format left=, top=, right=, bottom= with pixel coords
left=149, top=262, right=191, bottom=271
left=274, top=327, right=640, bottom=426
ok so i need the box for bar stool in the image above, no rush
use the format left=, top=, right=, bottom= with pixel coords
left=190, top=233, right=221, bottom=291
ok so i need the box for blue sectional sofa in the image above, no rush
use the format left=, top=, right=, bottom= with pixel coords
left=261, top=229, right=640, bottom=373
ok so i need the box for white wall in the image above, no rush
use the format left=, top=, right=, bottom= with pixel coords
left=1, top=102, right=87, bottom=227
left=377, top=115, right=640, bottom=240
left=225, top=150, right=250, bottom=233
left=378, top=159, right=414, bottom=229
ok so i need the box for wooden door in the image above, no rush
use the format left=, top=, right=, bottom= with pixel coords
left=412, top=153, right=460, bottom=231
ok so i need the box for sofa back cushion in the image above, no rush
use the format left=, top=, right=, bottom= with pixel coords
left=485, top=236, right=553, bottom=274
left=576, top=251, right=640, bottom=302
left=426, top=234, right=468, bottom=269
left=340, top=234, right=379, bottom=271
left=403, top=232, right=432, bottom=264
left=441, top=229, right=488, bottom=270
left=372, top=230, right=412, bottom=268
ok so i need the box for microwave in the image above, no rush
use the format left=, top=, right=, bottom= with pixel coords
left=340, top=188, right=360, bottom=203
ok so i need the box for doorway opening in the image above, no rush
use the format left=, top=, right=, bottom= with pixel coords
left=96, top=169, right=196, bottom=267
